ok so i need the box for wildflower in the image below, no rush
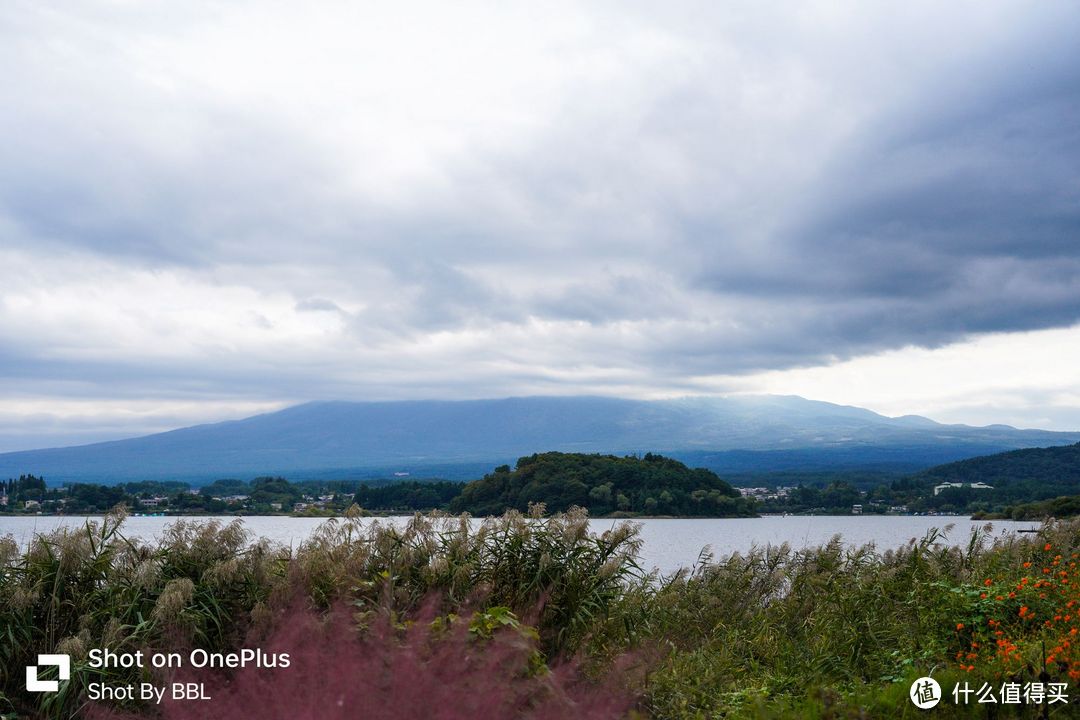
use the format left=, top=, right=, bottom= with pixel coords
left=956, top=623, right=965, bottom=631
left=152, top=578, right=195, bottom=624
left=250, top=602, right=273, bottom=629
left=205, top=557, right=242, bottom=587
left=596, top=556, right=623, bottom=580
left=985, top=578, right=993, bottom=586
left=0, top=535, right=17, bottom=565
left=1045, top=543, right=1053, bottom=551
left=56, top=630, right=91, bottom=660
left=9, top=587, right=39, bottom=611
left=130, top=558, right=161, bottom=590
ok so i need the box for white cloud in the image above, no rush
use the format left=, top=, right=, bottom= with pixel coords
left=1, top=1, right=1079, bottom=448
left=726, top=325, right=1080, bottom=430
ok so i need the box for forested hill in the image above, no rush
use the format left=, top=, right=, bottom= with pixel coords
left=915, top=442, right=1080, bottom=504
left=448, top=452, right=756, bottom=517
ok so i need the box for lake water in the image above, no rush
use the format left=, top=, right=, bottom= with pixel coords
left=0, top=515, right=1040, bottom=575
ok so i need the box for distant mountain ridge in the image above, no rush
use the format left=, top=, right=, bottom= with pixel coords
left=0, top=395, right=1077, bottom=484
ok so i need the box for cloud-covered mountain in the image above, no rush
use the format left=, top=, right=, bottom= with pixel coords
left=1, top=396, right=1076, bottom=484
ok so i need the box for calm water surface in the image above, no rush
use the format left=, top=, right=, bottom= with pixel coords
left=0, top=515, right=1040, bottom=575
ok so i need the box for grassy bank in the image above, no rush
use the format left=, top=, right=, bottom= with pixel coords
left=1, top=507, right=1078, bottom=718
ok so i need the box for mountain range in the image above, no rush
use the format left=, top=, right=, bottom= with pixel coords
left=1, top=395, right=1077, bottom=484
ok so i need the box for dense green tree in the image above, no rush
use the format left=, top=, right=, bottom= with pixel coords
left=249, top=476, right=302, bottom=509
left=449, top=452, right=755, bottom=517
left=352, top=481, right=465, bottom=512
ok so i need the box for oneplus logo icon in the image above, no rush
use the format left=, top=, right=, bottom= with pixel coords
left=26, top=654, right=70, bottom=692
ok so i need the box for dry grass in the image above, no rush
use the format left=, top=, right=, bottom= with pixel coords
left=2, top=509, right=1078, bottom=718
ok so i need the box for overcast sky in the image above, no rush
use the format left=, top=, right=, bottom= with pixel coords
left=1, top=1, right=1079, bottom=451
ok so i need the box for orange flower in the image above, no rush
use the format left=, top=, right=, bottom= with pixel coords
left=1045, top=543, right=1053, bottom=551
left=956, top=623, right=965, bottom=630
left=1019, top=606, right=1029, bottom=617
left=984, top=578, right=993, bottom=586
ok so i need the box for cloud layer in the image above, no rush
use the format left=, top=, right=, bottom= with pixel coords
left=2, top=1, right=1079, bottom=447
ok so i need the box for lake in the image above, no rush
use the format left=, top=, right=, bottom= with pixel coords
left=0, top=514, right=1040, bottom=575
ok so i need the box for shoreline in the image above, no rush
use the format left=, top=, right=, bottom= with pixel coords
left=0, top=510, right=1026, bottom=520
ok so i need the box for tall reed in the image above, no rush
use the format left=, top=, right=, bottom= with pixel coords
left=3, top=509, right=1078, bottom=718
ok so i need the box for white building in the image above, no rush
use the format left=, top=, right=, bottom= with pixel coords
left=933, top=481, right=994, bottom=496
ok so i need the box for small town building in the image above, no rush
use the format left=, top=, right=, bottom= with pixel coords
left=933, top=481, right=994, bottom=496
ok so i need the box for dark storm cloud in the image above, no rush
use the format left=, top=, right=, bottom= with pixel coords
left=682, top=9, right=1080, bottom=369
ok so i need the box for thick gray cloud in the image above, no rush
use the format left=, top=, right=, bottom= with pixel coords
left=1, top=1, right=1079, bottom=445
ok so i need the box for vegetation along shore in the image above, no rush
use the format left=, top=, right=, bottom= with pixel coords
left=2, top=507, right=1079, bottom=717
left=6, top=444, right=1080, bottom=521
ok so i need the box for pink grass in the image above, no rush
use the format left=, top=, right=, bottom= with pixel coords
left=88, top=602, right=641, bottom=720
